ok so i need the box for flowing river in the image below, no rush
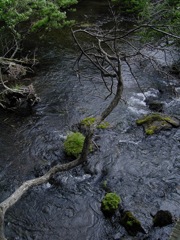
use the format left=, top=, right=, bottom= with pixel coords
left=0, top=1, right=180, bottom=239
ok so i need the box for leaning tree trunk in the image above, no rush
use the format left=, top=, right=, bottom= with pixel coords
left=0, top=25, right=125, bottom=239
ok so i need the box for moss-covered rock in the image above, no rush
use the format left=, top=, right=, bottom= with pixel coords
left=120, top=211, right=145, bottom=236
left=136, top=113, right=180, bottom=135
left=153, top=210, right=173, bottom=227
left=64, top=132, right=85, bottom=158
left=101, top=192, right=121, bottom=217
left=80, top=116, right=110, bottom=129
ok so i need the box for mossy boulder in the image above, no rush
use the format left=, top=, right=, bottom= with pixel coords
left=64, top=132, right=85, bottom=158
left=101, top=192, right=121, bottom=217
left=120, top=211, right=145, bottom=236
left=153, top=210, right=173, bottom=227
left=80, top=116, right=110, bottom=129
left=136, top=113, right=180, bottom=135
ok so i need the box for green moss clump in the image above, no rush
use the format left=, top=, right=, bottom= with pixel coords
left=64, top=132, right=85, bottom=158
left=101, top=192, right=121, bottom=216
left=136, top=113, right=165, bottom=125
left=145, top=126, right=156, bottom=135
left=80, top=117, right=96, bottom=126
left=120, top=211, right=145, bottom=236
left=97, top=121, right=110, bottom=129
left=80, top=116, right=110, bottom=129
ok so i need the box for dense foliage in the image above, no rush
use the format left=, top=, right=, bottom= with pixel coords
left=112, top=0, right=180, bottom=45
left=142, top=0, right=180, bottom=45
left=0, top=0, right=77, bottom=38
left=111, top=0, right=149, bottom=15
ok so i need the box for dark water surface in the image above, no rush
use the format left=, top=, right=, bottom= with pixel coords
left=0, top=1, right=180, bottom=240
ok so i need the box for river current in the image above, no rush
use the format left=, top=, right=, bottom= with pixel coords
left=0, top=1, right=180, bottom=239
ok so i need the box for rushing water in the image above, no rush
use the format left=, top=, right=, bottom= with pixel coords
left=0, top=1, right=180, bottom=240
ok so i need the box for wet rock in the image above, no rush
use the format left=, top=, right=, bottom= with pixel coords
left=101, top=192, right=121, bottom=217
left=148, top=101, right=164, bottom=112
left=120, top=211, right=146, bottom=236
left=153, top=210, right=173, bottom=227
left=144, top=120, right=172, bottom=135
left=136, top=113, right=180, bottom=135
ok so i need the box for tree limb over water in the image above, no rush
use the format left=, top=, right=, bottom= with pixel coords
left=0, top=24, right=125, bottom=240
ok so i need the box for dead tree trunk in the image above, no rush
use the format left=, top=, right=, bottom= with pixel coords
left=0, top=24, right=125, bottom=239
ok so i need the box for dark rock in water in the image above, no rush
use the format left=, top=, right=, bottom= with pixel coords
left=148, top=101, right=164, bottom=112
left=120, top=211, right=146, bottom=236
left=153, top=210, right=173, bottom=227
left=136, top=113, right=180, bottom=135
